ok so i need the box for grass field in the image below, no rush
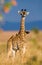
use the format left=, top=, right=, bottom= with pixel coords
left=0, top=30, right=42, bottom=65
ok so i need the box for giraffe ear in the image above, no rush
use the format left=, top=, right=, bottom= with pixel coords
left=27, top=12, right=30, bottom=15
left=18, top=11, right=20, bottom=14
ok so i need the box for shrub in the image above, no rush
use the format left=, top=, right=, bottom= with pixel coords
left=30, top=56, right=37, bottom=62
left=31, top=28, right=39, bottom=34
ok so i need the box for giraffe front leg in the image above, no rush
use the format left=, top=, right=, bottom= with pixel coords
left=22, top=46, right=26, bottom=55
left=7, top=45, right=12, bottom=58
left=7, top=49, right=12, bottom=58
left=12, top=49, right=16, bottom=58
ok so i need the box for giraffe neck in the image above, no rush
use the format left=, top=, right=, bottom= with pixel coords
left=20, top=16, right=25, bottom=40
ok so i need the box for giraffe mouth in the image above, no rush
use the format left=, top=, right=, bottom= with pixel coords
left=23, top=15, right=26, bottom=17
left=22, top=15, right=26, bottom=17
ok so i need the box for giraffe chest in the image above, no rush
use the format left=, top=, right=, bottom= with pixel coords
left=12, top=34, right=26, bottom=51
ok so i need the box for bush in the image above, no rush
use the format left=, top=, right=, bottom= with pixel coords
left=31, top=28, right=39, bottom=34
left=30, top=56, right=37, bottom=62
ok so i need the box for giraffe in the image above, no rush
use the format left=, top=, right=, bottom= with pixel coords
left=7, top=9, right=29, bottom=58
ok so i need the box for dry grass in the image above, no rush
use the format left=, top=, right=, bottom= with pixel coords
left=0, top=31, right=42, bottom=65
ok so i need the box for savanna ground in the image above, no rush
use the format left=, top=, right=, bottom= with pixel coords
left=0, top=30, right=42, bottom=65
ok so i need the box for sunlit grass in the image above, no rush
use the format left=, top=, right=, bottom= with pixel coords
left=0, top=41, right=42, bottom=65
left=0, top=43, right=7, bottom=54
left=29, top=38, right=37, bottom=44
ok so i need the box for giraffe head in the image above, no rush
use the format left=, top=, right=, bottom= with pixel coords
left=18, top=9, right=29, bottom=17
